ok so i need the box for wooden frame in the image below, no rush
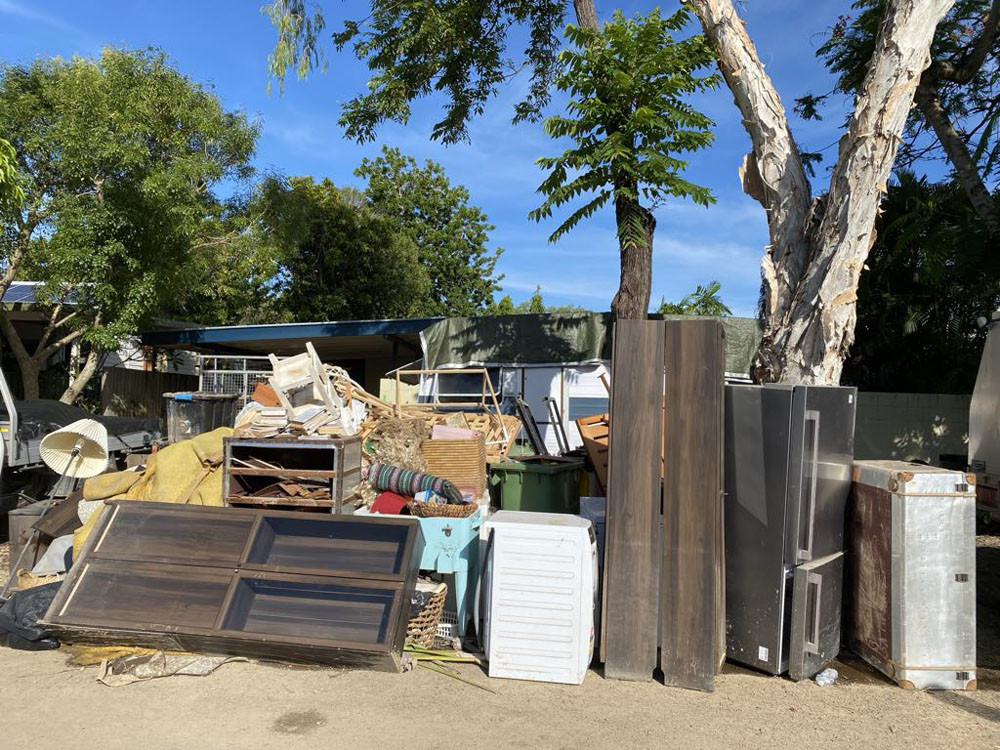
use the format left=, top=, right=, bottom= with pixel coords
left=42, top=501, right=424, bottom=671
left=393, top=368, right=510, bottom=449
left=223, top=436, right=362, bottom=512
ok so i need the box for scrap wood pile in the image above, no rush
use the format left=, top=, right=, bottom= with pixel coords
left=226, top=344, right=524, bottom=512
left=0, top=343, right=529, bottom=682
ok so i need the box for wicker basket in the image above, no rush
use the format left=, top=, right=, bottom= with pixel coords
left=406, top=500, right=480, bottom=518
left=421, top=435, right=487, bottom=497
left=407, top=584, right=448, bottom=647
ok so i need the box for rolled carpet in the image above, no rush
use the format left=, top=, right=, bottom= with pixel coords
left=364, top=463, right=467, bottom=504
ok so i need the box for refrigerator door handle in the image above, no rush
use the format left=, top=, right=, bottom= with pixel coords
left=804, top=571, right=823, bottom=654
left=797, top=409, right=821, bottom=563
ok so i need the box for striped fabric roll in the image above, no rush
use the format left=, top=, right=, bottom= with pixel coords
left=364, top=463, right=467, bottom=505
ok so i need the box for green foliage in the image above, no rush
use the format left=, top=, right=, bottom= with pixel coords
left=263, top=0, right=327, bottom=93
left=486, top=285, right=588, bottom=314
left=842, top=171, right=1000, bottom=392
left=0, top=138, right=23, bottom=216
left=0, top=48, right=259, bottom=350
left=526, top=286, right=546, bottom=314
left=802, top=1, right=1000, bottom=177
left=258, top=176, right=431, bottom=321
left=166, top=194, right=284, bottom=326
left=657, top=280, right=732, bottom=316
left=529, top=9, right=718, bottom=251
left=355, top=147, right=503, bottom=316
left=489, top=295, right=517, bottom=315
left=264, top=0, right=566, bottom=143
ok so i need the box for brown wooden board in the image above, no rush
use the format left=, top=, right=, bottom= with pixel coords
left=845, top=481, right=892, bottom=666
left=42, top=501, right=423, bottom=671
left=601, top=320, right=664, bottom=681
left=660, top=319, right=726, bottom=692
left=576, top=413, right=609, bottom=493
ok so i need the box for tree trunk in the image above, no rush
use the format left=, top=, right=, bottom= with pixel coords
left=611, top=198, right=655, bottom=320
left=60, top=346, right=102, bottom=405
left=914, top=82, right=1000, bottom=236
left=689, top=0, right=956, bottom=385
left=0, top=311, right=40, bottom=399
left=573, top=0, right=599, bottom=31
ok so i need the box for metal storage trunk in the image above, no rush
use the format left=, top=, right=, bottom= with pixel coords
left=848, top=461, right=977, bottom=690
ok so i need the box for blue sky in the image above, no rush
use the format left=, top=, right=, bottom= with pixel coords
left=0, top=0, right=860, bottom=316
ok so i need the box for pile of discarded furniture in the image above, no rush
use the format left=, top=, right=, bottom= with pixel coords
left=0, top=324, right=978, bottom=693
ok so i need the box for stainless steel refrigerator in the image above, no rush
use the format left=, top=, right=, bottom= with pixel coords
left=724, top=384, right=856, bottom=680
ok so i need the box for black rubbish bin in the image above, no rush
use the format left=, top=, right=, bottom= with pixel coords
left=163, top=392, right=240, bottom=443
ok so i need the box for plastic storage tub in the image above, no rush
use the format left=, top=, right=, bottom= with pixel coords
left=163, top=392, right=240, bottom=443
left=488, top=456, right=583, bottom=513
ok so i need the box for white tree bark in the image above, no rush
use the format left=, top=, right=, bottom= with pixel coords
left=688, top=0, right=956, bottom=384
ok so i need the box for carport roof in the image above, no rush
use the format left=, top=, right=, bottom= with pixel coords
left=140, top=317, right=441, bottom=360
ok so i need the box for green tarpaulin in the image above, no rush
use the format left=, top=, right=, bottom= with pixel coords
left=420, top=313, right=763, bottom=375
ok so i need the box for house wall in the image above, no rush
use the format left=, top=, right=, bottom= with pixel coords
left=853, top=392, right=971, bottom=464
left=108, top=338, right=197, bottom=375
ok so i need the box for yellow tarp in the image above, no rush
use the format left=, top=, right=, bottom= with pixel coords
left=73, top=427, right=232, bottom=557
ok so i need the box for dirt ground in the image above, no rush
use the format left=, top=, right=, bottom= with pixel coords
left=0, top=537, right=998, bottom=750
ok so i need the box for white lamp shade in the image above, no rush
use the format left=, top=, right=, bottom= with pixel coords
left=39, top=418, right=110, bottom=479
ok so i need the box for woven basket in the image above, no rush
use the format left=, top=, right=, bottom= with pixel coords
left=406, top=500, right=480, bottom=518
left=407, top=585, right=448, bottom=647
left=421, top=436, right=487, bottom=497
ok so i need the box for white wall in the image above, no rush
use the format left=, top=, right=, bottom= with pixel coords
left=105, top=338, right=197, bottom=375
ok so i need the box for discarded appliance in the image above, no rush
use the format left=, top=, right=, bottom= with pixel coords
left=579, top=496, right=606, bottom=654
left=724, top=384, right=856, bottom=680
left=42, top=501, right=424, bottom=671
left=223, top=436, right=362, bottom=512
left=480, top=511, right=597, bottom=685
left=847, top=461, right=976, bottom=690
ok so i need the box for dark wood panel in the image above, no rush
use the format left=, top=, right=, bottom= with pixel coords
left=42, top=501, right=424, bottom=672
left=224, top=577, right=396, bottom=644
left=93, top=503, right=254, bottom=566
left=660, top=319, right=725, bottom=692
left=243, top=515, right=411, bottom=579
left=53, top=560, right=231, bottom=630
left=602, top=319, right=664, bottom=681
left=845, top=481, right=892, bottom=664
left=41, top=625, right=402, bottom=672
left=101, top=367, right=197, bottom=418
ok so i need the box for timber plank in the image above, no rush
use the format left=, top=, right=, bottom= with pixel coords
left=601, top=319, right=663, bottom=681
left=660, top=319, right=726, bottom=691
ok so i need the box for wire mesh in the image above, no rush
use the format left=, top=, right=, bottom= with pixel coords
left=197, top=355, right=273, bottom=408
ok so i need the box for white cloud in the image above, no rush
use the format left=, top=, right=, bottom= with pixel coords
left=0, top=0, right=80, bottom=33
